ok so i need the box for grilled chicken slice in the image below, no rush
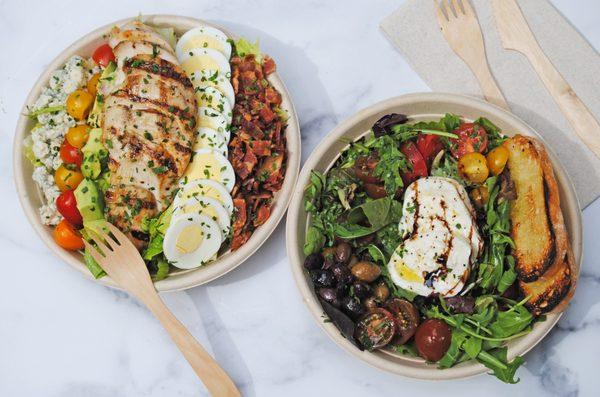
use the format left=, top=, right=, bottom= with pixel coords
left=102, top=22, right=197, bottom=248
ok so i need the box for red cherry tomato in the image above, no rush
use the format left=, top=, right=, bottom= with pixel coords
left=92, top=44, right=115, bottom=68
left=416, top=134, right=444, bottom=166
left=60, top=141, right=83, bottom=168
left=414, top=319, right=452, bottom=362
left=56, top=190, right=83, bottom=227
left=400, top=141, right=428, bottom=185
left=450, top=123, right=488, bottom=159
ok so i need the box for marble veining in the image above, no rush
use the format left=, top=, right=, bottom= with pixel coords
left=1, top=0, right=599, bottom=396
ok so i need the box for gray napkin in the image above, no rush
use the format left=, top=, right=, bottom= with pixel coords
left=381, top=0, right=600, bottom=208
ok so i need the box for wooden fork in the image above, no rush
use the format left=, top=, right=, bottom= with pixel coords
left=435, top=0, right=509, bottom=110
left=85, top=223, right=241, bottom=397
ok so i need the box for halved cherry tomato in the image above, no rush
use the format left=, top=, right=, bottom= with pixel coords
left=450, top=123, right=488, bottom=159
left=385, top=298, right=420, bottom=345
left=54, top=165, right=84, bottom=192
left=92, top=44, right=115, bottom=68
left=353, top=155, right=381, bottom=184
left=66, top=125, right=90, bottom=149
left=54, top=219, right=85, bottom=251
left=56, top=190, right=83, bottom=227
left=60, top=141, right=83, bottom=167
left=458, top=152, right=489, bottom=183
left=414, top=319, right=452, bottom=361
left=416, top=134, right=444, bottom=166
left=66, top=90, right=94, bottom=120
left=86, top=72, right=101, bottom=97
left=354, top=308, right=397, bottom=350
left=486, top=146, right=509, bottom=175
left=400, top=141, right=428, bottom=185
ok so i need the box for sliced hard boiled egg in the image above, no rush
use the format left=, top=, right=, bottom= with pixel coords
left=180, top=48, right=231, bottom=79
left=175, top=178, right=233, bottom=215
left=176, top=26, right=232, bottom=60
left=193, top=127, right=228, bottom=157
left=197, top=106, right=231, bottom=141
left=174, top=195, right=231, bottom=238
left=163, top=213, right=222, bottom=269
left=182, top=148, right=235, bottom=192
left=196, top=86, right=232, bottom=124
left=189, top=70, right=235, bottom=108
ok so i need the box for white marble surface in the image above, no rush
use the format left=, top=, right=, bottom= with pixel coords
left=1, top=0, right=599, bottom=396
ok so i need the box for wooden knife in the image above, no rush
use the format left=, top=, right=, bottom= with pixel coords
left=491, top=0, right=600, bottom=159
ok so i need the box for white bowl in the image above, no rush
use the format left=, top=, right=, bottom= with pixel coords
left=13, top=15, right=300, bottom=291
left=286, top=93, right=582, bottom=380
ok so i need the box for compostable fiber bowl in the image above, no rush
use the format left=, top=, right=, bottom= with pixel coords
left=14, top=15, right=300, bottom=291
left=285, top=93, right=582, bottom=380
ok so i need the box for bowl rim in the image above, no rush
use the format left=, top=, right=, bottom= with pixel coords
left=285, top=92, right=583, bottom=380
left=13, top=15, right=300, bottom=292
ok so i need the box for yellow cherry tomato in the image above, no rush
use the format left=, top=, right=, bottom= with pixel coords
left=458, top=152, right=489, bottom=183
left=66, top=89, right=94, bottom=120
left=86, top=73, right=101, bottom=97
left=54, top=165, right=84, bottom=191
left=469, top=185, right=490, bottom=209
left=486, top=146, right=509, bottom=176
left=66, top=125, right=90, bottom=149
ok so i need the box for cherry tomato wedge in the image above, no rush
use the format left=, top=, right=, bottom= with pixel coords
left=385, top=298, right=420, bottom=345
left=414, top=318, right=452, bottom=361
left=400, top=141, right=428, bottom=185
left=416, top=134, right=444, bottom=166
left=54, top=165, right=84, bottom=192
left=354, top=308, right=397, bottom=350
left=450, top=123, right=488, bottom=159
left=66, top=90, right=94, bottom=121
left=56, top=190, right=83, bottom=227
left=60, top=141, right=83, bottom=167
left=92, top=44, right=116, bottom=68
left=353, top=155, right=381, bottom=184
left=86, top=72, right=101, bottom=97
left=54, top=219, right=85, bottom=251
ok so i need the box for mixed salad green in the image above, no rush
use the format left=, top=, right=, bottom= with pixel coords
left=303, top=113, right=538, bottom=383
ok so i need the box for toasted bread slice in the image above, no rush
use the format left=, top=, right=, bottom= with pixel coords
left=519, top=138, right=575, bottom=315
left=503, top=135, right=555, bottom=282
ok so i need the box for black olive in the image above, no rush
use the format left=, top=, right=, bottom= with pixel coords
left=335, top=242, right=352, bottom=264
left=331, top=264, right=354, bottom=286
left=318, top=287, right=339, bottom=304
left=322, top=255, right=336, bottom=270
left=341, top=295, right=364, bottom=319
left=372, top=113, right=408, bottom=137
left=352, top=282, right=372, bottom=299
left=363, top=296, right=378, bottom=311
left=303, top=253, right=324, bottom=270
left=311, top=269, right=336, bottom=287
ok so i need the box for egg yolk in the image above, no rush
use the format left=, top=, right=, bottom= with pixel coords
left=181, top=55, right=221, bottom=76
left=396, top=262, right=423, bottom=283
left=176, top=225, right=204, bottom=253
left=181, top=36, right=225, bottom=54
left=184, top=153, right=222, bottom=181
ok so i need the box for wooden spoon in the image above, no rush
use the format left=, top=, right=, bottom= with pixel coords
left=85, top=223, right=241, bottom=397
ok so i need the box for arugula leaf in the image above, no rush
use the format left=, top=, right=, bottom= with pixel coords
left=438, top=329, right=467, bottom=368
left=304, top=170, right=325, bottom=213
left=334, top=197, right=402, bottom=239
left=489, top=301, right=533, bottom=338
left=477, top=348, right=524, bottom=384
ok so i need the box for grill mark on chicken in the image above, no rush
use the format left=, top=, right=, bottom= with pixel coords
left=113, top=91, right=195, bottom=127
left=124, top=57, right=193, bottom=88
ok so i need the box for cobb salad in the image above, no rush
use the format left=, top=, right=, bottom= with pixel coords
left=26, top=19, right=288, bottom=280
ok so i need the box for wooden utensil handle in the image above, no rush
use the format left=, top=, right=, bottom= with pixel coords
left=526, top=45, right=600, bottom=158
left=143, top=291, right=241, bottom=397
left=471, top=62, right=510, bottom=110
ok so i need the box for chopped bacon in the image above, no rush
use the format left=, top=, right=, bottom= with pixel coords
left=228, top=53, right=287, bottom=251
left=254, top=204, right=271, bottom=227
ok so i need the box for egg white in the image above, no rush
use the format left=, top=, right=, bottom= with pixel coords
left=189, top=69, right=235, bottom=108
left=180, top=48, right=231, bottom=79
left=195, top=86, right=233, bottom=125
left=174, top=195, right=231, bottom=239
left=193, top=127, right=228, bottom=157
left=163, top=213, right=222, bottom=269
left=175, top=178, right=234, bottom=215
left=176, top=26, right=232, bottom=60
left=197, top=106, right=231, bottom=141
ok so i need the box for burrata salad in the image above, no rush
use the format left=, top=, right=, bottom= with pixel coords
left=25, top=20, right=288, bottom=281
left=302, top=113, right=540, bottom=383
